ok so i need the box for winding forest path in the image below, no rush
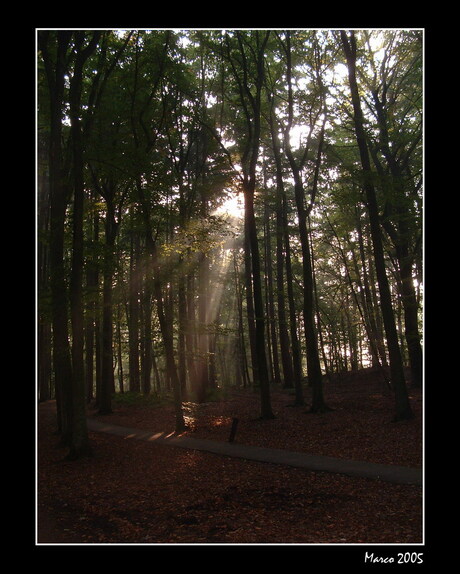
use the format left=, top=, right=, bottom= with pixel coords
left=86, top=417, right=422, bottom=485
left=37, top=386, right=423, bottom=544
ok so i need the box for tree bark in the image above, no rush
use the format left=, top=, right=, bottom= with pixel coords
left=85, top=205, right=100, bottom=403
left=128, top=223, right=141, bottom=392
left=141, top=274, right=153, bottom=395
left=264, top=195, right=282, bottom=387
left=68, top=31, right=100, bottom=457
left=244, top=185, right=275, bottom=419
left=283, top=193, right=304, bottom=405
left=37, top=131, right=52, bottom=402
left=98, top=200, right=118, bottom=414
left=268, top=104, right=300, bottom=398
left=39, top=30, right=74, bottom=444
left=243, top=217, right=258, bottom=387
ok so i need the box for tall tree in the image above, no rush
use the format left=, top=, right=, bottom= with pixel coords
left=362, top=30, right=423, bottom=387
left=340, top=30, right=413, bottom=421
left=278, top=31, right=330, bottom=412
left=224, top=30, right=275, bottom=419
left=127, top=212, right=141, bottom=393
left=39, top=30, right=76, bottom=449
left=126, top=30, right=187, bottom=430
left=266, top=95, right=303, bottom=403
left=67, top=30, right=102, bottom=456
left=37, top=128, right=52, bottom=403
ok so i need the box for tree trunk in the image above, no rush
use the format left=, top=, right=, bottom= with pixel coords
left=116, top=301, right=124, bottom=393
left=341, top=30, right=412, bottom=421
left=354, top=210, right=387, bottom=368
left=137, top=182, right=186, bottom=432
left=141, top=262, right=153, bottom=395
left=177, top=267, right=188, bottom=397
left=268, top=110, right=296, bottom=392
left=283, top=195, right=304, bottom=405
left=221, top=30, right=274, bottom=417
left=37, top=131, right=52, bottom=402
left=244, top=185, right=275, bottom=419
left=186, top=270, right=198, bottom=395
left=128, top=225, right=141, bottom=392
left=68, top=33, right=98, bottom=456
left=196, top=251, right=210, bottom=402
left=85, top=209, right=99, bottom=403
left=243, top=217, right=258, bottom=387
left=233, top=251, right=251, bottom=388
left=98, top=205, right=118, bottom=415
left=294, top=192, right=329, bottom=412
left=276, top=209, right=295, bottom=390
left=397, top=245, right=423, bottom=388
left=264, top=197, right=282, bottom=387
left=281, top=31, right=328, bottom=412
left=369, top=86, right=423, bottom=388
left=39, top=30, right=74, bottom=444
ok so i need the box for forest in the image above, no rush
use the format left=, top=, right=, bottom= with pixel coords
left=37, top=29, right=423, bottom=468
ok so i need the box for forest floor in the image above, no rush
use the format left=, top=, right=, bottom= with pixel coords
left=37, top=367, right=423, bottom=546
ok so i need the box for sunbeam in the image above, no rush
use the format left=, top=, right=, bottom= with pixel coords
left=213, top=191, right=244, bottom=220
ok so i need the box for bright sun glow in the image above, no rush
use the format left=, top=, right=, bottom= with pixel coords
left=289, top=123, right=311, bottom=150
left=215, top=192, right=244, bottom=219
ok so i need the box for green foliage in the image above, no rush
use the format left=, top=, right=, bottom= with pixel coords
left=37, top=29, right=423, bottom=400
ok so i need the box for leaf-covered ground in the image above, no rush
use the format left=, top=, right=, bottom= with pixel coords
left=37, top=368, right=423, bottom=546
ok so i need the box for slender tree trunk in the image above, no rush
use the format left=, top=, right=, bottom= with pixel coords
left=281, top=31, right=328, bottom=412
left=354, top=211, right=385, bottom=368
left=98, top=205, right=118, bottom=414
left=295, top=192, right=329, bottom=412
left=128, top=227, right=141, bottom=392
left=116, top=300, right=124, bottom=393
left=85, top=225, right=96, bottom=402
left=264, top=197, right=282, bottom=387
left=38, top=323, right=52, bottom=402
left=244, top=185, right=275, bottom=419
left=186, top=269, right=198, bottom=395
left=233, top=251, right=251, bottom=388
left=369, top=88, right=423, bottom=388
left=311, top=224, right=332, bottom=381
left=285, top=144, right=328, bottom=412
left=341, top=30, right=412, bottom=421
left=85, top=203, right=100, bottom=402
left=178, top=269, right=188, bottom=397
left=223, top=30, right=274, bottom=418
left=137, top=182, right=186, bottom=431
left=268, top=79, right=301, bottom=400
left=39, top=31, right=74, bottom=443
left=243, top=217, right=258, bottom=387
left=197, top=251, right=210, bottom=402
left=283, top=195, right=304, bottom=405
left=141, top=260, right=153, bottom=395
left=68, top=33, right=98, bottom=456
left=276, top=211, right=295, bottom=389
left=327, top=213, right=391, bottom=384
left=38, top=131, right=52, bottom=402
left=397, top=243, right=423, bottom=388
left=177, top=189, right=189, bottom=397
